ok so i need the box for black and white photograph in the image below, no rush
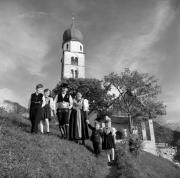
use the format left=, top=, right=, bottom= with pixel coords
left=0, top=0, right=180, bottom=177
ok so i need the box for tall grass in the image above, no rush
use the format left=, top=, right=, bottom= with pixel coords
left=0, top=114, right=108, bottom=178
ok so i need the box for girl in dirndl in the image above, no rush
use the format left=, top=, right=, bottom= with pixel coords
left=102, top=116, right=116, bottom=166
left=40, top=89, right=55, bottom=134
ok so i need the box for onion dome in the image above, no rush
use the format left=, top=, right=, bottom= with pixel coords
left=63, top=17, right=83, bottom=44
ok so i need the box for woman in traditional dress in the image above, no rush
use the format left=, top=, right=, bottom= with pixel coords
left=69, top=92, right=89, bottom=145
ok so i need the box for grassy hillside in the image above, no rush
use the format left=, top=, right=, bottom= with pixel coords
left=0, top=113, right=180, bottom=178
left=0, top=114, right=108, bottom=178
left=112, top=146, right=180, bottom=178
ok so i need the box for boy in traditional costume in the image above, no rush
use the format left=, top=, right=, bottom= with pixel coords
left=86, top=120, right=102, bottom=155
left=54, top=83, right=73, bottom=138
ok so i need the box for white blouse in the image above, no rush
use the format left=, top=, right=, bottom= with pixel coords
left=42, top=96, right=55, bottom=110
left=83, top=99, right=89, bottom=111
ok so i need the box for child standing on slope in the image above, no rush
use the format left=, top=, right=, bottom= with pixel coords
left=102, top=116, right=116, bottom=166
left=40, top=89, right=55, bottom=134
left=86, top=120, right=102, bottom=155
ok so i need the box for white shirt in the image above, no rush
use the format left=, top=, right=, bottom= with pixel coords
left=54, top=93, right=73, bottom=110
left=42, top=96, right=55, bottom=110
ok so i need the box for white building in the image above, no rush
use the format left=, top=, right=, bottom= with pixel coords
left=61, top=18, right=85, bottom=79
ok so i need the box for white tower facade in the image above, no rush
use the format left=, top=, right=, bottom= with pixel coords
left=61, top=19, right=85, bottom=79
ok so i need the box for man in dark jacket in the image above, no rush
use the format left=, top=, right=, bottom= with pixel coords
left=29, top=84, right=44, bottom=133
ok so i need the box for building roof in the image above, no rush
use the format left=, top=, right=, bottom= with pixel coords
left=63, top=17, right=83, bottom=44
left=111, top=115, right=129, bottom=124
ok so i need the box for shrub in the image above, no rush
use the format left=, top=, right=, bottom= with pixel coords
left=174, top=140, right=180, bottom=163
left=115, top=146, right=143, bottom=178
left=128, top=134, right=142, bottom=156
left=116, top=130, right=124, bottom=140
left=0, top=107, right=8, bottom=118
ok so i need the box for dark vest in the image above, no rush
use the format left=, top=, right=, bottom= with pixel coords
left=30, top=93, right=43, bottom=107
left=57, top=93, right=70, bottom=103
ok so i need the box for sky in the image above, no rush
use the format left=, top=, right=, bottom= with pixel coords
left=0, top=0, right=179, bottom=123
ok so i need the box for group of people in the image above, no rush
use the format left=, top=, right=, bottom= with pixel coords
left=29, top=84, right=53, bottom=134
left=29, top=83, right=116, bottom=166
left=87, top=117, right=116, bottom=165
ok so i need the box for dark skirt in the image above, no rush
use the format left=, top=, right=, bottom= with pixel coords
left=30, top=105, right=43, bottom=133
left=43, top=104, right=51, bottom=120
left=57, top=108, right=70, bottom=126
left=102, top=132, right=115, bottom=150
left=69, top=109, right=89, bottom=140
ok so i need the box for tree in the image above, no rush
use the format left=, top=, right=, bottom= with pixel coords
left=53, top=69, right=166, bottom=128
left=104, top=68, right=166, bottom=130
left=53, top=78, right=112, bottom=116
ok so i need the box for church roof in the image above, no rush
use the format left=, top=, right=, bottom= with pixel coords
left=63, top=18, right=83, bottom=44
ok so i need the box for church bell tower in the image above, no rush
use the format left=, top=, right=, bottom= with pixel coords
left=61, top=17, right=85, bottom=79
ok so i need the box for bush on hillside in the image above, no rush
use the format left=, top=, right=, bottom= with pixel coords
left=0, top=107, right=8, bottom=118
left=53, top=78, right=113, bottom=115
left=128, top=134, right=142, bottom=156
left=115, top=145, right=143, bottom=178
left=116, top=130, right=124, bottom=140
left=174, top=140, right=180, bottom=163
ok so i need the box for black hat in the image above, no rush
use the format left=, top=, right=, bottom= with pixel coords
left=44, top=88, right=50, bottom=93
left=36, top=84, right=44, bottom=89
left=61, top=83, right=68, bottom=88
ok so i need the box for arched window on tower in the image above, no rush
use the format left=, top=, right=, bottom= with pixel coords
left=80, top=45, right=82, bottom=51
left=74, top=57, right=78, bottom=65
left=71, top=69, right=74, bottom=78
left=75, top=70, right=78, bottom=78
left=66, top=44, right=69, bottom=50
left=71, top=57, right=74, bottom=65
left=71, top=57, right=78, bottom=65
